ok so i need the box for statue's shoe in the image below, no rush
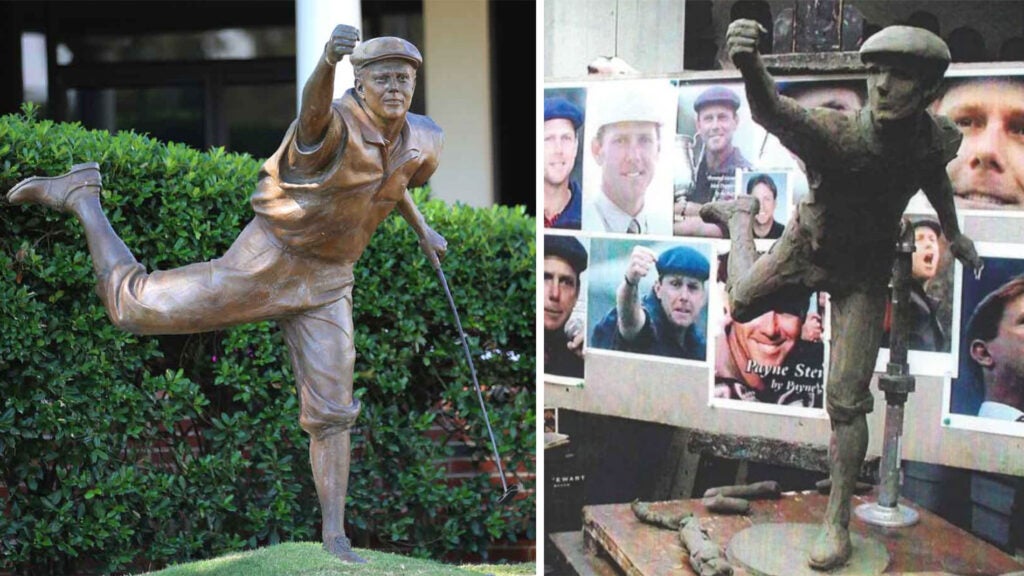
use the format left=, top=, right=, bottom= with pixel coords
left=323, top=533, right=367, bottom=564
left=7, top=162, right=102, bottom=212
left=807, top=523, right=852, bottom=571
left=698, top=196, right=759, bottom=226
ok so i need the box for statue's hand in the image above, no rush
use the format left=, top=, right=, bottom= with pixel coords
left=950, top=233, right=984, bottom=278
left=419, top=227, right=447, bottom=270
left=726, top=18, right=766, bottom=68
left=324, top=24, right=360, bottom=65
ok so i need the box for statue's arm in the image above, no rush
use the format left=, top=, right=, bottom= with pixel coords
left=728, top=19, right=836, bottom=166
left=297, top=24, right=359, bottom=151
left=921, top=168, right=983, bottom=273
left=397, top=191, right=447, bottom=268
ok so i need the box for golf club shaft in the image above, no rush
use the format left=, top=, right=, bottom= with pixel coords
left=433, top=265, right=510, bottom=492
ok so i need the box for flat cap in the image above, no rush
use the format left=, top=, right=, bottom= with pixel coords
left=545, top=97, right=584, bottom=130
left=545, top=235, right=588, bottom=275
left=911, top=216, right=942, bottom=237
left=351, top=36, right=422, bottom=69
left=694, top=86, right=742, bottom=112
left=656, top=246, right=709, bottom=281
left=860, top=25, right=950, bottom=65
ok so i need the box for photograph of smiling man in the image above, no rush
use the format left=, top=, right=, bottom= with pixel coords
left=580, top=81, right=676, bottom=236
left=930, top=73, right=1024, bottom=212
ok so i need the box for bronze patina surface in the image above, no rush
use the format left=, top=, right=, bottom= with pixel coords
left=7, top=25, right=447, bottom=564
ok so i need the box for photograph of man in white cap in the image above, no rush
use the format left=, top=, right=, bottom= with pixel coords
left=581, top=81, right=675, bottom=236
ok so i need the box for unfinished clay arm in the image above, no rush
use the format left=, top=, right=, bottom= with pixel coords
left=728, top=19, right=835, bottom=168
left=922, top=169, right=982, bottom=273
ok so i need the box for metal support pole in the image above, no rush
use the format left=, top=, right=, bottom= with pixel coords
left=856, top=218, right=920, bottom=527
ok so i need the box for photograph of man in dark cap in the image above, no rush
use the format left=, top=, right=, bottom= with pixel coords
left=544, top=235, right=588, bottom=378
left=544, top=94, right=585, bottom=229
left=676, top=85, right=753, bottom=237
left=590, top=243, right=709, bottom=361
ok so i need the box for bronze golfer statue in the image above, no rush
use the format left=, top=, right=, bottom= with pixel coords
left=6, top=25, right=447, bottom=563
left=703, top=21, right=983, bottom=570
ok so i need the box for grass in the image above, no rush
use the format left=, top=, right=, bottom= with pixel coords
left=134, top=542, right=535, bottom=576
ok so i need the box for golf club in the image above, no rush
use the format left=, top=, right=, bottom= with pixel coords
left=432, top=260, right=520, bottom=505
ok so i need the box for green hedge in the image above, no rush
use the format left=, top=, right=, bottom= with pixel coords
left=0, top=105, right=535, bottom=575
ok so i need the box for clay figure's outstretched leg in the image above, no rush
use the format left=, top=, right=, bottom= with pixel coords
left=809, top=289, right=886, bottom=570
left=699, top=196, right=759, bottom=289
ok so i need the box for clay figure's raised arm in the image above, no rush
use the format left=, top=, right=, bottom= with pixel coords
left=297, top=24, right=360, bottom=151
left=727, top=19, right=837, bottom=168
left=617, top=246, right=657, bottom=340
left=397, top=191, right=447, bottom=269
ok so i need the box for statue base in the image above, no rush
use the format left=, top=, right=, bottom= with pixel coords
left=727, top=523, right=889, bottom=576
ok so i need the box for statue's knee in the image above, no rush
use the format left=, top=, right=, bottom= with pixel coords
left=301, top=398, right=361, bottom=441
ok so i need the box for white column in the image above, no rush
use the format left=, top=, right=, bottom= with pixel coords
left=296, top=0, right=362, bottom=110
left=423, top=0, right=494, bottom=207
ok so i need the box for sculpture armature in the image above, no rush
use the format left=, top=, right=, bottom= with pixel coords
left=6, top=25, right=447, bottom=563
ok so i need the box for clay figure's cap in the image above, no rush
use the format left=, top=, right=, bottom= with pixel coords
left=545, top=235, right=588, bottom=275
left=860, top=25, right=951, bottom=65
left=351, top=37, right=422, bottom=69
left=545, top=97, right=584, bottom=130
left=656, top=246, right=709, bottom=280
left=694, top=86, right=742, bottom=113
left=911, top=216, right=942, bottom=237
left=587, top=82, right=672, bottom=130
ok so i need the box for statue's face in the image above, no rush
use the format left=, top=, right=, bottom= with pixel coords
left=866, top=62, right=927, bottom=122
left=356, top=60, right=417, bottom=122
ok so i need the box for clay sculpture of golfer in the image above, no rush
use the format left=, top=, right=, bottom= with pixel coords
left=6, top=25, right=447, bottom=563
left=702, top=20, right=983, bottom=569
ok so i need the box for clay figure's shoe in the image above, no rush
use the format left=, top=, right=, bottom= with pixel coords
left=807, top=523, right=852, bottom=571
left=323, top=533, right=367, bottom=564
left=698, top=196, right=759, bottom=226
left=6, top=162, right=102, bottom=212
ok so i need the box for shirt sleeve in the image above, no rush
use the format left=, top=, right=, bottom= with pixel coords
left=283, top=106, right=346, bottom=182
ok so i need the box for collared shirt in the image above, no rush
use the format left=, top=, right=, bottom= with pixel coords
left=252, top=89, right=443, bottom=262
left=545, top=180, right=582, bottom=230
left=584, top=190, right=672, bottom=236
left=978, top=401, right=1024, bottom=421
